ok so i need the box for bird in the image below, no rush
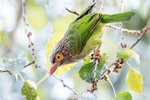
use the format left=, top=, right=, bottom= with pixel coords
left=49, top=3, right=135, bottom=75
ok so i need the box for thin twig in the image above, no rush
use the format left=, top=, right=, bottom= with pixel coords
left=89, top=60, right=99, bottom=93
left=21, top=0, right=38, bottom=68
left=119, top=0, right=125, bottom=47
left=100, top=63, right=115, bottom=80
left=65, top=8, right=79, bottom=16
left=88, top=46, right=100, bottom=93
left=53, top=75, right=79, bottom=97
left=93, top=46, right=100, bottom=79
left=130, top=26, right=150, bottom=49
left=93, top=60, right=98, bottom=80
left=130, top=32, right=145, bottom=49
left=0, top=69, right=12, bottom=75
left=101, top=26, right=150, bottom=80
left=24, top=61, right=35, bottom=68
left=106, top=24, right=141, bottom=35
left=100, top=58, right=124, bottom=80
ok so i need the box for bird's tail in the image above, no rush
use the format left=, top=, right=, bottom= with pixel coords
left=101, top=11, right=135, bottom=23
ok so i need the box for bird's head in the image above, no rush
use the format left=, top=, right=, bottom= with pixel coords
left=49, top=41, right=72, bottom=75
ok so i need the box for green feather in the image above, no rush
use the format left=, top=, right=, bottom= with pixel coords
left=65, top=12, right=102, bottom=55
left=101, top=11, right=135, bottom=23
left=74, top=3, right=95, bottom=22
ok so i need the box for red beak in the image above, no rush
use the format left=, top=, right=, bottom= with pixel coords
left=50, top=62, right=60, bottom=75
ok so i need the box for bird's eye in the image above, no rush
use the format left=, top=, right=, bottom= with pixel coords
left=55, top=52, right=64, bottom=61
left=57, top=56, right=60, bottom=59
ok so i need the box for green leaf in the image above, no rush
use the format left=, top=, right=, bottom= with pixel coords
left=3, top=55, right=27, bottom=74
left=84, top=55, right=91, bottom=64
left=126, top=68, right=143, bottom=94
left=100, top=53, right=107, bottom=64
left=117, top=48, right=132, bottom=61
left=79, top=53, right=106, bottom=83
left=117, top=48, right=140, bottom=65
left=116, top=91, right=132, bottom=100
left=21, top=80, right=40, bottom=100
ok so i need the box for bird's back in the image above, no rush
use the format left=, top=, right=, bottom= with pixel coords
left=63, top=12, right=104, bottom=58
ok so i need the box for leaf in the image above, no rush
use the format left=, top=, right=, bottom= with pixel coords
left=131, top=50, right=140, bottom=66
left=126, top=68, right=143, bottom=94
left=21, top=80, right=40, bottom=100
left=117, top=48, right=133, bottom=62
left=3, top=55, right=27, bottom=74
left=79, top=53, right=106, bottom=83
left=84, top=55, right=91, bottom=64
left=100, top=53, right=107, bottom=64
left=45, top=16, right=75, bottom=74
left=116, top=91, right=132, bottom=100
left=117, top=48, right=140, bottom=65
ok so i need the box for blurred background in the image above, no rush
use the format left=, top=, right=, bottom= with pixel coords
left=0, top=0, right=150, bottom=100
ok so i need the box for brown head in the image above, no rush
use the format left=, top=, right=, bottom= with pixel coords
left=49, top=40, right=73, bottom=75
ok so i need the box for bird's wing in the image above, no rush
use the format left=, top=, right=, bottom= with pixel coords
left=63, top=3, right=103, bottom=56
left=74, top=3, right=95, bottom=22
left=64, top=13, right=102, bottom=55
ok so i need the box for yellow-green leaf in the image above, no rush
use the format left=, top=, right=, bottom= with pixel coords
left=84, top=55, right=91, bottom=64
left=116, top=91, right=132, bottom=100
left=117, top=48, right=133, bottom=62
left=21, top=80, right=40, bottom=100
left=117, top=48, right=140, bottom=65
left=126, top=68, right=143, bottom=94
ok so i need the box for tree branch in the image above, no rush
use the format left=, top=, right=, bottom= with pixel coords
left=24, top=61, right=35, bottom=68
left=21, top=0, right=38, bottom=68
left=130, top=26, right=150, bottom=49
left=87, top=46, right=100, bottom=93
left=119, top=0, right=125, bottom=47
left=100, top=25, right=150, bottom=80
left=53, top=75, right=79, bottom=97
left=106, top=24, right=141, bottom=35
left=0, top=68, right=12, bottom=75
left=65, top=8, right=79, bottom=16
left=100, top=59, right=124, bottom=80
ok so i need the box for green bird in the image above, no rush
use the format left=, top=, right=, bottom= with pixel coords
left=49, top=3, right=135, bottom=75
